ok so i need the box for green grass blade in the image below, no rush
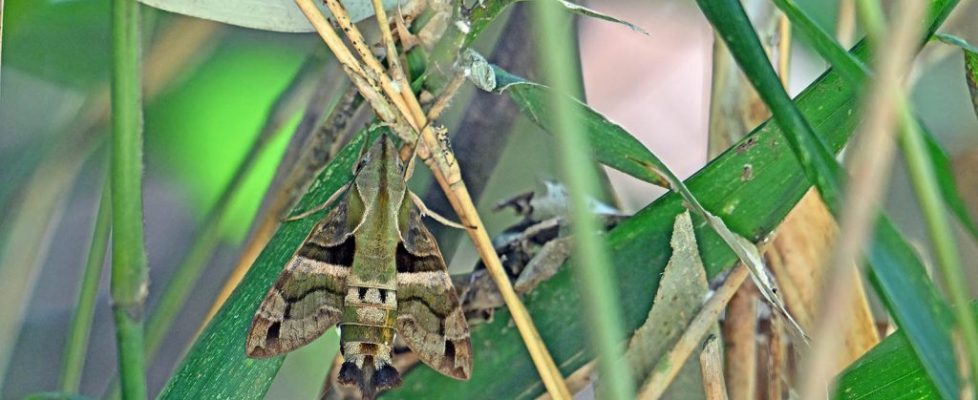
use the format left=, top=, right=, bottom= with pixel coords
left=897, top=106, right=978, bottom=390
left=696, top=0, right=844, bottom=212
left=60, top=176, right=111, bottom=393
left=834, top=304, right=978, bottom=399
left=387, top=2, right=957, bottom=397
left=157, top=128, right=380, bottom=400
left=109, top=0, right=148, bottom=398
left=774, top=1, right=978, bottom=244
left=697, top=0, right=962, bottom=397
left=533, top=2, right=633, bottom=399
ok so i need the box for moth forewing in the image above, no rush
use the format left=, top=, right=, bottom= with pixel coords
left=246, top=188, right=359, bottom=358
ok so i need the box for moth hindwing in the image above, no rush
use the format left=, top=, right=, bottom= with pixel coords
left=246, top=134, right=471, bottom=398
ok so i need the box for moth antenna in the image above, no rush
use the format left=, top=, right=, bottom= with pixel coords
left=283, top=183, right=350, bottom=221
left=409, top=191, right=472, bottom=230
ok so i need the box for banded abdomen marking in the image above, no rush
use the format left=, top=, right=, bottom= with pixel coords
left=337, top=284, right=402, bottom=392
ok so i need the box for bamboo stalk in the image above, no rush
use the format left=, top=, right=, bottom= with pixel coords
left=294, top=1, right=570, bottom=397
left=60, top=175, right=111, bottom=393
left=109, top=0, right=148, bottom=398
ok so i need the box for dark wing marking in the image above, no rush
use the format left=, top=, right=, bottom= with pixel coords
left=246, top=200, right=357, bottom=358
left=394, top=207, right=472, bottom=380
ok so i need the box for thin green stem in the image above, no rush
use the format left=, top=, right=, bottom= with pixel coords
left=110, top=0, right=148, bottom=398
left=60, top=174, right=112, bottom=393
left=533, top=3, right=633, bottom=400
left=898, top=106, right=978, bottom=388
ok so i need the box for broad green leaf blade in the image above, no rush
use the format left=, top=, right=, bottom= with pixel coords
left=697, top=0, right=959, bottom=396
left=136, top=0, right=403, bottom=33
left=492, top=66, right=806, bottom=341
left=388, top=2, right=958, bottom=397
left=833, top=305, right=978, bottom=400
left=773, top=1, right=978, bottom=243
left=158, top=129, right=379, bottom=399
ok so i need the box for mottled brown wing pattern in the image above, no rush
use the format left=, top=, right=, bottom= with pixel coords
left=246, top=200, right=357, bottom=358
left=394, top=207, right=472, bottom=380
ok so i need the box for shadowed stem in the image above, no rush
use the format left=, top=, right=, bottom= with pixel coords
left=60, top=173, right=112, bottom=393
left=110, top=0, right=148, bottom=398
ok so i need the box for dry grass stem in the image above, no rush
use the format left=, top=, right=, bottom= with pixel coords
left=798, top=2, right=929, bottom=399
left=722, top=283, right=757, bottom=400
left=835, top=0, right=856, bottom=47
left=700, top=336, right=729, bottom=400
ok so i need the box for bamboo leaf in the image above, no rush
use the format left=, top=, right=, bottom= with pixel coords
left=386, top=2, right=958, bottom=397
left=550, top=0, right=647, bottom=34
left=136, top=0, right=404, bottom=33
left=157, top=129, right=380, bottom=399
left=833, top=305, right=978, bottom=400
left=773, top=0, right=978, bottom=244
left=492, top=65, right=807, bottom=341
left=492, top=68, right=669, bottom=189
left=698, top=0, right=960, bottom=397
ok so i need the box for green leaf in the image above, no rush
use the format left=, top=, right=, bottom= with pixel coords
left=773, top=0, right=978, bottom=244
left=387, top=3, right=958, bottom=398
left=550, top=0, right=647, bottom=34
left=833, top=305, right=978, bottom=400
left=136, top=0, right=405, bottom=33
left=157, top=128, right=380, bottom=399
left=697, top=0, right=960, bottom=397
left=492, top=69, right=669, bottom=189
left=492, top=66, right=806, bottom=340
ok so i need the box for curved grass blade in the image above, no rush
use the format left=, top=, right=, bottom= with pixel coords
left=386, top=2, right=959, bottom=397
left=773, top=0, right=978, bottom=244
left=834, top=304, right=978, bottom=400
left=136, top=0, right=404, bottom=33
left=697, top=0, right=962, bottom=397
left=157, top=128, right=380, bottom=400
left=491, top=66, right=806, bottom=341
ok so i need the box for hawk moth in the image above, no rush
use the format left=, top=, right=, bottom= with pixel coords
left=246, top=134, right=471, bottom=398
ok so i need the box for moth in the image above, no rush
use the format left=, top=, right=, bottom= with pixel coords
left=246, top=134, right=472, bottom=398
